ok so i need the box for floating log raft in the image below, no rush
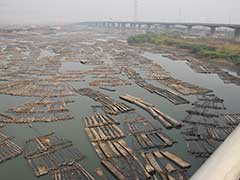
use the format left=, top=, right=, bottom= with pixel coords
left=76, top=88, right=134, bottom=115
left=50, top=163, right=95, bottom=180
left=0, top=95, right=74, bottom=124
left=158, top=77, right=212, bottom=95
left=85, top=125, right=125, bottom=142
left=222, top=113, right=240, bottom=126
left=125, top=115, right=175, bottom=151
left=141, top=150, right=190, bottom=179
left=90, top=78, right=131, bottom=87
left=83, top=113, right=150, bottom=179
left=0, top=112, right=73, bottom=124
left=0, top=131, right=22, bottom=163
left=134, top=130, right=174, bottom=149
left=84, top=113, right=120, bottom=127
left=84, top=113, right=125, bottom=142
left=0, top=80, right=76, bottom=97
left=120, top=94, right=181, bottom=129
left=185, top=140, right=215, bottom=158
left=24, top=132, right=85, bottom=177
left=9, top=96, right=71, bottom=113
left=182, top=94, right=232, bottom=158
left=143, top=62, right=211, bottom=95
left=123, top=67, right=189, bottom=105
left=48, top=72, right=85, bottom=82
left=91, top=139, right=149, bottom=179
left=87, top=66, right=121, bottom=76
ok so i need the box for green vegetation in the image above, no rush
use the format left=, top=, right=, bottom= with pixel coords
left=128, top=33, right=240, bottom=64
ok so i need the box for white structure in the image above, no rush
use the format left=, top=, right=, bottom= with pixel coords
left=191, top=125, right=240, bottom=180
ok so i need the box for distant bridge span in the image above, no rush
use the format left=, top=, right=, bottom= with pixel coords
left=79, top=21, right=240, bottom=38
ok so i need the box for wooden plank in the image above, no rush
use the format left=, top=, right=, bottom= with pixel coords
left=101, top=160, right=127, bottom=180
left=165, top=163, right=176, bottom=172
left=99, top=142, right=112, bottom=159
left=92, top=143, right=104, bottom=159
left=160, top=150, right=191, bottom=168
left=108, top=141, right=121, bottom=157
left=112, top=141, right=128, bottom=157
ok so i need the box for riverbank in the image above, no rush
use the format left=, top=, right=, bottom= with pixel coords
left=128, top=33, right=240, bottom=69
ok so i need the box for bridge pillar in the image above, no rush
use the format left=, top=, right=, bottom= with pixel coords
left=210, top=26, right=216, bottom=36
left=187, top=25, right=192, bottom=33
left=165, top=24, right=170, bottom=30
left=122, top=23, right=126, bottom=29
left=234, top=28, right=240, bottom=40
left=147, top=24, right=152, bottom=30
left=154, top=25, right=159, bottom=31
left=105, top=22, right=109, bottom=28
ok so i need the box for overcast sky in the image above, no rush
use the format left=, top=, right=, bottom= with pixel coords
left=0, top=0, right=239, bottom=25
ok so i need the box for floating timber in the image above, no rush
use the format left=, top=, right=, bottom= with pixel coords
left=101, top=160, right=127, bottom=180
left=48, top=72, right=85, bottom=82
left=158, top=77, right=212, bottom=95
left=0, top=95, right=74, bottom=124
left=84, top=113, right=120, bottom=128
left=50, top=163, right=95, bottom=180
left=0, top=130, right=22, bottom=163
left=222, top=113, right=240, bottom=126
left=9, top=96, right=71, bottom=113
left=0, top=80, right=76, bottom=97
left=83, top=113, right=151, bottom=179
left=125, top=115, right=175, bottom=150
left=160, top=150, right=191, bottom=169
left=182, top=94, right=231, bottom=158
left=90, top=78, right=131, bottom=87
left=24, top=132, right=85, bottom=177
left=144, top=63, right=211, bottom=95
left=120, top=94, right=181, bottom=129
left=122, top=67, right=189, bottom=105
left=141, top=150, right=190, bottom=179
left=85, top=125, right=125, bottom=142
left=99, top=87, right=116, bottom=92
left=76, top=88, right=134, bottom=115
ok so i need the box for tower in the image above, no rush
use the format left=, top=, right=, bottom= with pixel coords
left=134, top=0, right=138, bottom=22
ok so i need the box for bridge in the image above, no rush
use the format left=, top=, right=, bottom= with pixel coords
left=79, top=21, right=240, bottom=39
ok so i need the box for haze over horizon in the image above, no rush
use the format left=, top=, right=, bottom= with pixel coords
left=0, top=0, right=239, bottom=25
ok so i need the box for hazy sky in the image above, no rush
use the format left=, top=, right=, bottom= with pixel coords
left=0, top=0, right=239, bottom=25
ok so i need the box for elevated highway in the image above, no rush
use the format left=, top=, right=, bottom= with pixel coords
left=79, top=21, right=240, bottom=39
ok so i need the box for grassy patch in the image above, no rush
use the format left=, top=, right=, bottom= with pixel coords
left=128, top=33, right=240, bottom=64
